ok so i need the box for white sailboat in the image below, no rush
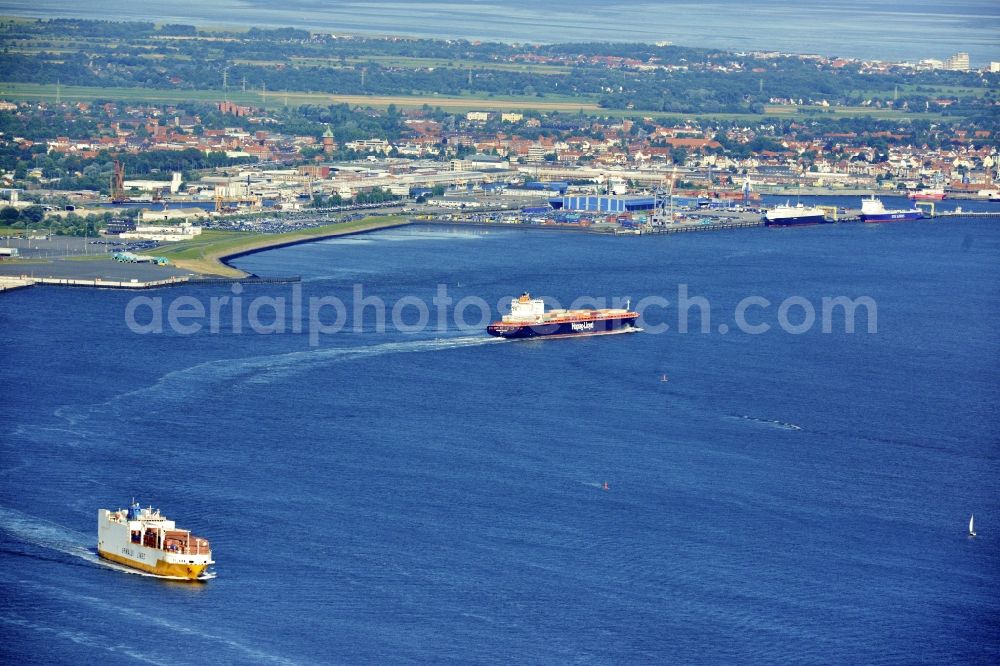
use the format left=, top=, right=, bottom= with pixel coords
left=969, top=514, right=976, bottom=537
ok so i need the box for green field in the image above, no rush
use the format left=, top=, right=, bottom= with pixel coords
left=856, top=84, right=992, bottom=99
left=0, top=81, right=950, bottom=120
left=0, top=81, right=601, bottom=112
left=295, top=55, right=572, bottom=75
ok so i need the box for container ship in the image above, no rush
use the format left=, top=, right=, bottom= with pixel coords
left=98, top=501, right=213, bottom=580
left=859, top=196, right=923, bottom=223
left=908, top=188, right=946, bottom=201
left=487, top=292, right=638, bottom=339
left=764, top=202, right=828, bottom=226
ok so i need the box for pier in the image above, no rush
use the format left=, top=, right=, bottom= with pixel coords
left=2, top=275, right=191, bottom=290
left=0, top=277, right=35, bottom=292
left=0, top=273, right=302, bottom=293
left=639, top=219, right=765, bottom=234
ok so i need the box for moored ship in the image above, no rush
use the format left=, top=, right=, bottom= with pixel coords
left=859, top=196, right=923, bottom=223
left=487, top=292, right=639, bottom=339
left=764, top=202, right=828, bottom=226
left=98, top=501, right=213, bottom=580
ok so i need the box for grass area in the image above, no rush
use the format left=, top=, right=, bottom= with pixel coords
left=593, top=105, right=947, bottom=122
left=292, top=55, right=571, bottom=75
left=0, top=81, right=602, bottom=112
left=154, top=215, right=410, bottom=277
left=856, top=84, right=992, bottom=99
left=1, top=81, right=950, bottom=120
left=757, top=104, right=946, bottom=120
left=8, top=47, right=83, bottom=56
left=63, top=253, right=112, bottom=262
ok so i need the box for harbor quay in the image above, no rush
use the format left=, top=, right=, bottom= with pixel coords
left=0, top=195, right=1000, bottom=291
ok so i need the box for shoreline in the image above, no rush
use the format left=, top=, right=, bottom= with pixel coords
left=0, top=9, right=992, bottom=66
left=217, top=218, right=414, bottom=275
left=159, top=216, right=413, bottom=278
left=0, top=216, right=414, bottom=291
left=3, top=209, right=996, bottom=293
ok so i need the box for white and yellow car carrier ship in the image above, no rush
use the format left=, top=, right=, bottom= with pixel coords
left=98, top=501, right=214, bottom=580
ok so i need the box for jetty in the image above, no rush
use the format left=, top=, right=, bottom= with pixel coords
left=639, top=219, right=765, bottom=234
left=0, top=274, right=302, bottom=293
left=0, top=276, right=35, bottom=292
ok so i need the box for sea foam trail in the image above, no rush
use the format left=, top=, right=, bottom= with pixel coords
left=728, top=414, right=803, bottom=431
left=0, top=521, right=294, bottom=666
left=0, top=505, right=95, bottom=563
left=0, top=615, right=170, bottom=666
left=56, top=334, right=506, bottom=423
left=0, top=505, right=210, bottom=580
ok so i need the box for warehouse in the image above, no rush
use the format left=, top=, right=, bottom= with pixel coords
left=549, top=195, right=656, bottom=213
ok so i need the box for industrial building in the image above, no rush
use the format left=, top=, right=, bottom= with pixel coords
left=120, top=222, right=203, bottom=242
left=549, top=195, right=657, bottom=213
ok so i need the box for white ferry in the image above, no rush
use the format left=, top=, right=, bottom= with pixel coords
left=763, top=202, right=828, bottom=226
left=98, top=501, right=213, bottom=580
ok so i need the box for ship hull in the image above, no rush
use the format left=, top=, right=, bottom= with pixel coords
left=98, top=548, right=209, bottom=580
left=764, top=214, right=827, bottom=226
left=860, top=211, right=923, bottom=223
left=487, top=315, right=638, bottom=339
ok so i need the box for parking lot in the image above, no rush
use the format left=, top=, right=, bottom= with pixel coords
left=0, top=234, right=195, bottom=281
left=0, top=234, right=162, bottom=259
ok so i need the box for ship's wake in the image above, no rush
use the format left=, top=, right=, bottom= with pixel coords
left=0, top=505, right=95, bottom=563
left=728, top=414, right=803, bottom=431
left=55, top=334, right=508, bottom=423
left=0, top=505, right=215, bottom=580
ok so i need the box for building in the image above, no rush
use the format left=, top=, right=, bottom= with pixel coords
left=466, top=111, right=490, bottom=122
left=344, top=139, right=391, bottom=155
left=122, top=172, right=183, bottom=195
left=120, top=220, right=203, bottom=241
left=945, top=52, right=970, bottom=71
left=500, top=113, right=523, bottom=123
left=104, top=219, right=137, bottom=235
left=525, top=144, right=549, bottom=163
left=550, top=195, right=656, bottom=213
left=217, top=101, right=253, bottom=117
left=138, top=207, right=207, bottom=223
left=322, top=126, right=336, bottom=154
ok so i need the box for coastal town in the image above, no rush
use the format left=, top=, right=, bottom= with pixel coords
left=0, top=19, right=998, bottom=285
left=2, top=95, right=997, bottom=220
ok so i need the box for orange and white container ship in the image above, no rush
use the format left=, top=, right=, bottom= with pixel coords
left=98, top=501, right=213, bottom=580
left=487, top=292, right=639, bottom=339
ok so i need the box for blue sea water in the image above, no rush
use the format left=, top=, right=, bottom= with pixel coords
left=2, top=219, right=1000, bottom=663
left=2, top=0, right=998, bottom=64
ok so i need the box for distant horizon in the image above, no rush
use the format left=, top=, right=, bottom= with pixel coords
left=1, top=0, right=998, bottom=65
